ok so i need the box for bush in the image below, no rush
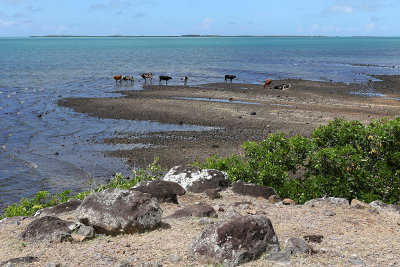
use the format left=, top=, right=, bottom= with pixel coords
left=199, top=117, right=400, bottom=205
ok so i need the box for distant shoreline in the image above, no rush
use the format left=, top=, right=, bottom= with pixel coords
left=28, top=35, right=392, bottom=38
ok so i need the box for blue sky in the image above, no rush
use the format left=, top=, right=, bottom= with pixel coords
left=0, top=0, right=399, bottom=36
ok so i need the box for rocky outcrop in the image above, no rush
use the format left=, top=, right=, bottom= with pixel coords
left=76, top=188, right=162, bottom=235
left=232, top=181, right=277, bottom=199
left=167, top=203, right=217, bottom=219
left=162, top=166, right=230, bottom=193
left=20, top=216, right=79, bottom=243
left=190, top=215, right=280, bottom=266
left=132, top=180, right=185, bottom=204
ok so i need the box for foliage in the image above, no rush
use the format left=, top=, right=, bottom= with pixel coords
left=198, top=117, right=400, bottom=205
left=0, top=158, right=165, bottom=219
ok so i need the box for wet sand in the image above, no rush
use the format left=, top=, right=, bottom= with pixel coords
left=58, top=75, right=400, bottom=168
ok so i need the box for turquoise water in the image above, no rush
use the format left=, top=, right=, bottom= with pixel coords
left=1, top=37, right=400, bottom=208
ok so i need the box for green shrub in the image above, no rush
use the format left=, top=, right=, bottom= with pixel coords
left=198, top=117, right=400, bottom=205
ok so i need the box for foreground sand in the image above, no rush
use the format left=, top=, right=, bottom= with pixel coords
left=58, top=75, right=400, bottom=168
left=1, top=189, right=400, bottom=266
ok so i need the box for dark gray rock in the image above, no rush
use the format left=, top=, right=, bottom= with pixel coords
left=35, top=199, right=82, bottom=217
left=162, top=166, right=230, bottom=193
left=0, top=256, right=39, bottom=266
left=73, top=225, right=95, bottom=242
left=232, top=181, right=277, bottom=199
left=167, top=203, right=217, bottom=219
left=190, top=215, right=280, bottom=266
left=303, top=234, right=324, bottom=243
left=265, top=251, right=291, bottom=264
left=76, top=188, right=162, bottom=235
left=132, top=180, right=185, bottom=204
left=285, top=237, right=310, bottom=255
left=20, top=216, right=79, bottom=243
left=118, top=260, right=133, bottom=267
left=204, top=189, right=221, bottom=199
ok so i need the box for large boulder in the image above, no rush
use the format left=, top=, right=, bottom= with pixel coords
left=232, top=181, right=277, bottom=199
left=162, top=166, right=230, bottom=193
left=76, top=188, right=162, bottom=235
left=190, top=215, right=280, bottom=266
left=132, top=180, right=185, bottom=204
left=20, top=216, right=79, bottom=243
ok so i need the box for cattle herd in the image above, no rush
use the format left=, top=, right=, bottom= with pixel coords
left=113, top=73, right=290, bottom=90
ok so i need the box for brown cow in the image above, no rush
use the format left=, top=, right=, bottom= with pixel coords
left=263, top=79, right=272, bottom=89
left=113, top=75, right=122, bottom=84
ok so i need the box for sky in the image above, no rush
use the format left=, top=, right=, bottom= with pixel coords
left=0, top=0, right=399, bottom=37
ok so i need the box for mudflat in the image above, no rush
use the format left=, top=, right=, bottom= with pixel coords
left=58, top=75, right=400, bottom=168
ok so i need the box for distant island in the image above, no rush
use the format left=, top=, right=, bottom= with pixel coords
left=30, top=35, right=333, bottom=38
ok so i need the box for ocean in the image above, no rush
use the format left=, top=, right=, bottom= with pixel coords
left=1, top=36, right=400, bottom=209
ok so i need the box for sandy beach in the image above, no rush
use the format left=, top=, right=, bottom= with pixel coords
left=58, top=75, right=400, bottom=169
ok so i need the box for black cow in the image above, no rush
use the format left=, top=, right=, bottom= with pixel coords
left=224, top=75, right=237, bottom=83
left=159, top=75, right=172, bottom=85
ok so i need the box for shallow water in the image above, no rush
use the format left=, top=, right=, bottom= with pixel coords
left=1, top=37, right=400, bottom=209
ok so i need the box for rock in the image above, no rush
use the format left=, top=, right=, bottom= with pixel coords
left=0, top=216, right=28, bottom=226
left=225, top=207, right=242, bottom=219
left=285, top=237, right=310, bottom=255
left=44, top=263, right=62, bottom=267
left=76, top=188, right=162, bottom=235
left=190, top=215, right=280, bottom=266
left=370, top=200, right=400, bottom=214
left=348, top=259, right=365, bottom=266
left=167, top=203, right=217, bottom=219
left=168, top=254, right=181, bottom=263
left=231, top=181, right=277, bottom=199
left=322, top=209, right=336, bottom=216
left=303, top=234, right=324, bottom=243
left=204, top=189, right=221, bottom=199
left=118, top=260, right=133, bottom=267
left=305, top=197, right=349, bottom=207
left=35, top=199, right=82, bottom=217
left=20, top=216, right=79, bottom=243
left=350, top=199, right=370, bottom=210
left=282, top=198, right=296, bottom=205
left=265, top=251, right=291, bottom=264
left=132, top=180, right=185, bottom=204
left=162, top=166, right=230, bottom=193
left=0, top=256, right=39, bottom=266
left=72, top=225, right=95, bottom=242
left=268, top=195, right=281, bottom=204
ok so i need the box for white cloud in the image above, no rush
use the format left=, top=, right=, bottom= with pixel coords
left=0, top=19, right=16, bottom=27
left=323, top=5, right=354, bottom=14
left=201, top=17, right=214, bottom=29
